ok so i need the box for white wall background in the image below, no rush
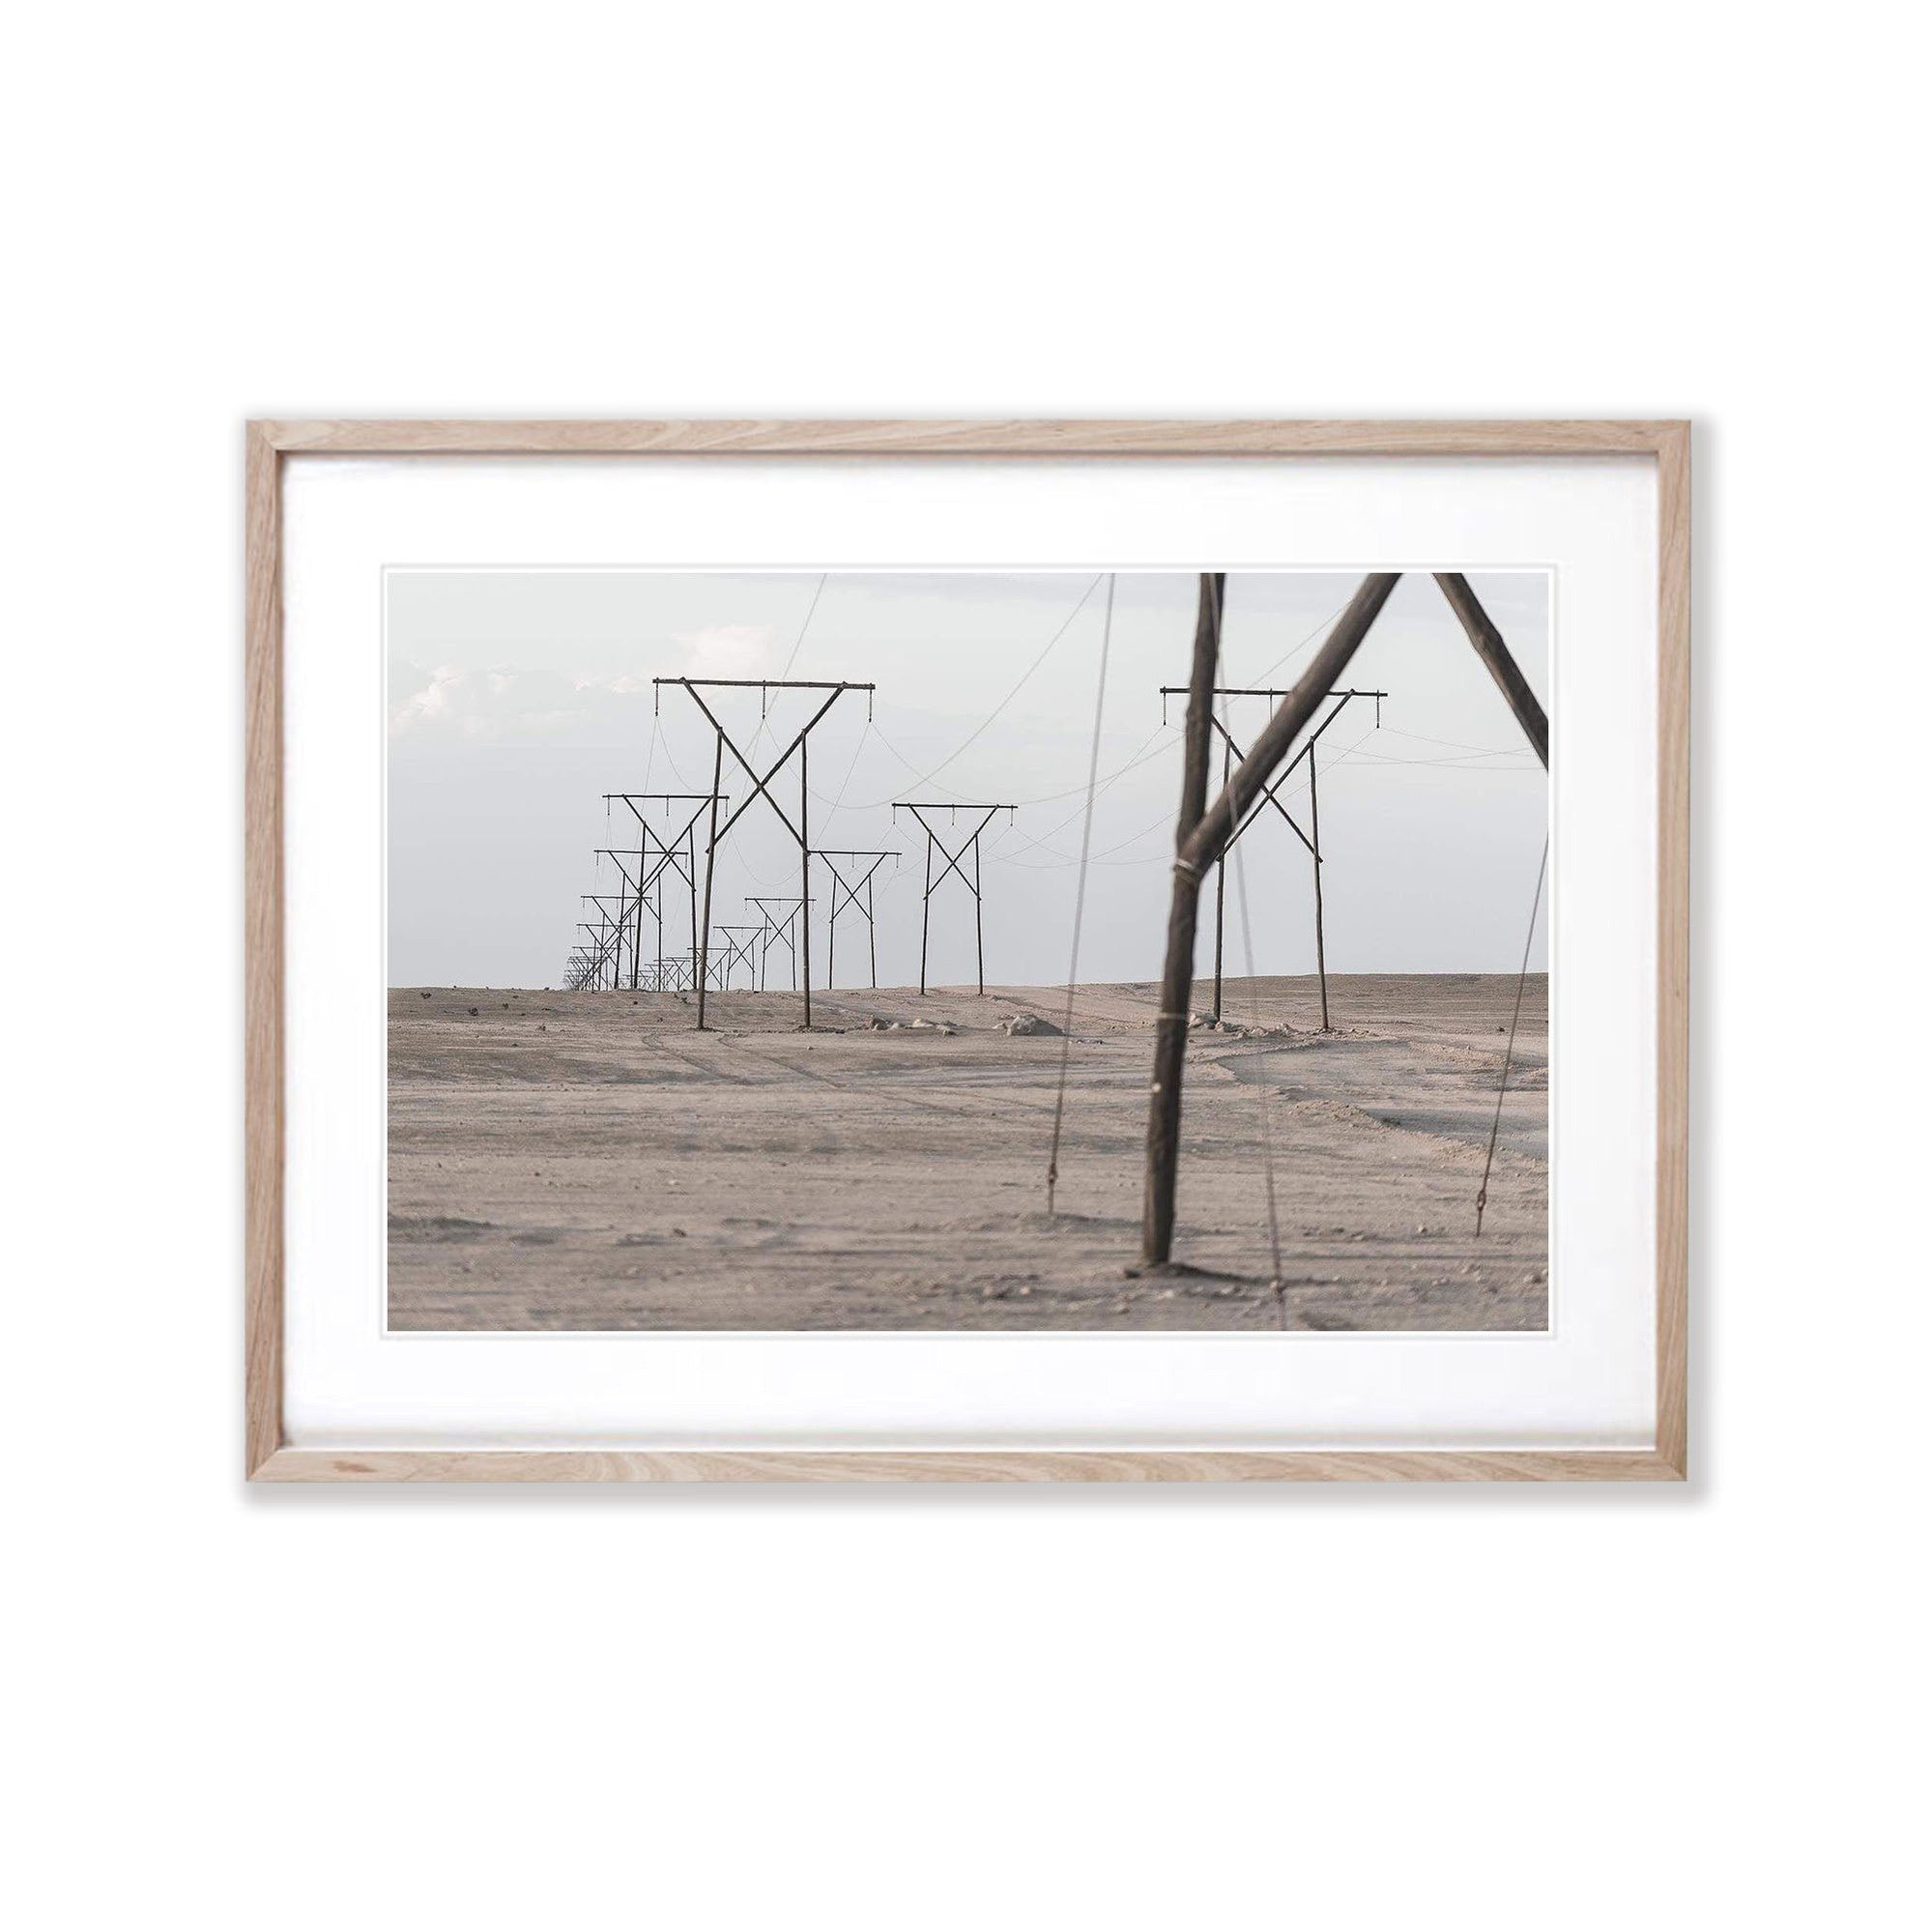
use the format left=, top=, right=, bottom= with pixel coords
left=5, top=5, right=1924, bottom=1929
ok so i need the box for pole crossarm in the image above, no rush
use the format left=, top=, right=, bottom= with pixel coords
left=1158, top=684, right=1386, bottom=698
left=1161, top=683, right=1388, bottom=724
left=654, top=678, right=877, bottom=693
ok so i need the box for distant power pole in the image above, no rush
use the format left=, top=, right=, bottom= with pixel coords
left=747, top=897, right=805, bottom=991
left=1158, top=684, right=1387, bottom=1027
left=815, top=850, right=898, bottom=990
left=594, top=850, right=660, bottom=989
left=711, top=924, right=764, bottom=990
left=891, top=803, right=1016, bottom=995
left=576, top=919, right=617, bottom=990
left=581, top=895, right=630, bottom=990
left=601, top=793, right=724, bottom=992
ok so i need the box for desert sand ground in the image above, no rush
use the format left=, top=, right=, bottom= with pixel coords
left=387, top=973, right=1547, bottom=1331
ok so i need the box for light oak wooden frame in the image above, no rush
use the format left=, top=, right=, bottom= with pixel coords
left=245, top=418, right=1689, bottom=1484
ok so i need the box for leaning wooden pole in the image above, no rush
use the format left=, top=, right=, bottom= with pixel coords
left=1431, top=573, right=1549, bottom=769
left=1142, top=572, right=1402, bottom=1266
left=1140, top=574, right=1225, bottom=1268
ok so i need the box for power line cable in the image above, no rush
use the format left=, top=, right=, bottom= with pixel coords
left=1475, top=835, right=1549, bottom=1237
left=815, top=575, right=1105, bottom=809
left=1046, top=575, right=1114, bottom=1216
left=777, top=573, right=828, bottom=679
left=1229, top=778, right=1286, bottom=1328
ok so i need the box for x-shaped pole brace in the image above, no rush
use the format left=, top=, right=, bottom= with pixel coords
left=822, top=853, right=890, bottom=917
left=680, top=684, right=846, bottom=851
left=897, top=805, right=1006, bottom=898
left=1211, top=717, right=1316, bottom=858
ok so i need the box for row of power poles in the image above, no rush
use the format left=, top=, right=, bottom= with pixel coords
left=564, top=680, right=1022, bottom=1024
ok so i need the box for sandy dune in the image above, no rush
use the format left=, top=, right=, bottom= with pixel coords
left=387, top=973, right=1547, bottom=1331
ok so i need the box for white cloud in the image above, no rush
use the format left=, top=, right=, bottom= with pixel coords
left=389, top=663, right=595, bottom=744
left=673, top=624, right=778, bottom=679
left=389, top=630, right=787, bottom=742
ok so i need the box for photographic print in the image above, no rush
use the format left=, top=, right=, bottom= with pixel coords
left=387, top=566, right=1550, bottom=1334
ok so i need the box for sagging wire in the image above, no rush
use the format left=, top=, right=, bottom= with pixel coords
left=1475, top=835, right=1549, bottom=1237
left=1045, top=574, right=1115, bottom=1217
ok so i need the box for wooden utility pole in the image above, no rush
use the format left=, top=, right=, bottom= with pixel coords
left=1142, top=572, right=1402, bottom=1267
left=1140, top=573, right=1225, bottom=1269
left=696, top=736, right=723, bottom=1027
left=799, top=734, right=812, bottom=1025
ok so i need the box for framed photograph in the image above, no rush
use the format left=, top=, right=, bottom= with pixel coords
left=246, top=418, right=1688, bottom=1482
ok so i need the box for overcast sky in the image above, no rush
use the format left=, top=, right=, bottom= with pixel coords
left=387, top=570, right=1549, bottom=990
